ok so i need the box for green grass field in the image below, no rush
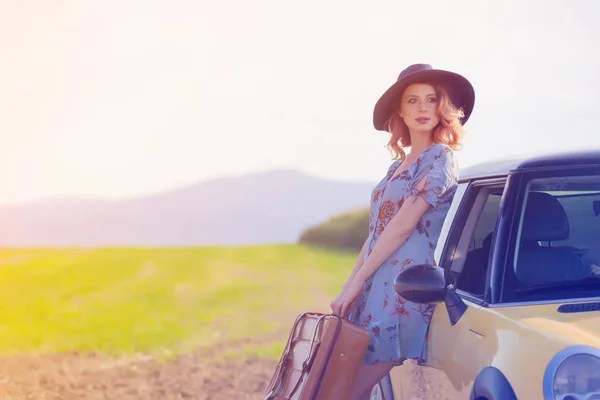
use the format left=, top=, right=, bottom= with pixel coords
left=0, top=245, right=356, bottom=360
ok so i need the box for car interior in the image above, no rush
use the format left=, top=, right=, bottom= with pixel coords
left=458, top=231, right=493, bottom=297
left=456, top=175, right=600, bottom=303
left=507, top=176, right=600, bottom=301
left=513, top=191, right=590, bottom=286
left=455, top=187, right=503, bottom=298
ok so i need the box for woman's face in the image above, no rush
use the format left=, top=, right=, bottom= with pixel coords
left=398, top=83, right=440, bottom=132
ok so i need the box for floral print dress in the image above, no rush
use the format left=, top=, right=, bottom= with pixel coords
left=347, top=143, right=459, bottom=366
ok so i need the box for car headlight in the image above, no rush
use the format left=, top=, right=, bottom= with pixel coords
left=543, top=345, right=600, bottom=400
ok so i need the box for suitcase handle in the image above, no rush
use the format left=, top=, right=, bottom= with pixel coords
left=264, top=312, right=330, bottom=400
left=264, top=312, right=309, bottom=399
left=302, top=314, right=328, bottom=371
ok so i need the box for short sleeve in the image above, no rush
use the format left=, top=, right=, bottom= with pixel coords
left=409, top=145, right=458, bottom=207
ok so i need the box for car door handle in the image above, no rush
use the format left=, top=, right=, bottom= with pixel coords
left=469, top=328, right=486, bottom=337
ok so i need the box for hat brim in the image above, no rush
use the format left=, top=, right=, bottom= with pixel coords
left=373, top=69, right=475, bottom=131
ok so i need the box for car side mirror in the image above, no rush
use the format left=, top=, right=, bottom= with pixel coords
left=393, top=264, right=467, bottom=326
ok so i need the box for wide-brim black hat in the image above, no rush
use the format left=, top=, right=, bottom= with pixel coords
left=373, top=63, right=475, bottom=131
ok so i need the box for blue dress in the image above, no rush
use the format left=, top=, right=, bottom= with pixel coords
left=347, top=143, right=459, bottom=366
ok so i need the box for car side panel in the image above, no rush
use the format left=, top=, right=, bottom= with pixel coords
left=483, top=303, right=600, bottom=400
left=394, top=300, right=600, bottom=400
left=388, top=300, right=484, bottom=399
left=424, top=300, right=493, bottom=397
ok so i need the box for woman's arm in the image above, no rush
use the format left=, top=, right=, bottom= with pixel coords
left=342, top=237, right=370, bottom=289
left=353, top=183, right=431, bottom=284
left=353, top=147, right=457, bottom=284
left=334, top=180, right=433, bottom=317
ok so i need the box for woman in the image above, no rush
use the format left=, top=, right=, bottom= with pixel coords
left=330, top=63, right=475, bottom=400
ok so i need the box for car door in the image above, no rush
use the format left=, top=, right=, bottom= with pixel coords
left=384, top=178, right=507, bottom=400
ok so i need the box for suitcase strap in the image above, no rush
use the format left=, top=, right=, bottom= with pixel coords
left=264, top=312, right=338, bottom=400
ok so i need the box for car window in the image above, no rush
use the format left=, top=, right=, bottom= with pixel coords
left=455, top=187, right=503, bottom=298
left=504, top=173, right=600, bottom=302
left=470, top=193, right=501, bottom=250
left=434, top=183, right=468, bottom=266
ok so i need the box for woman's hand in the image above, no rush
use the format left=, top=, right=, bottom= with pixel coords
left=329, top=290, right=346, bottom=317
left=330, top=278, right=364, bottom=318
left=590, top=264, right=600, bottom=276
left=329, top=279, right=351, bottom=315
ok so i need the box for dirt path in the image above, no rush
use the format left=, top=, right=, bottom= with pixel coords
left=0, top=349, right=279, bottom=400
left=0, top=302, right=309, bottom=399
left=0, top=345, right=461, bottom=400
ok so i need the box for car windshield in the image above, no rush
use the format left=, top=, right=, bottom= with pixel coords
left=507, top=173, right=600, bottom=301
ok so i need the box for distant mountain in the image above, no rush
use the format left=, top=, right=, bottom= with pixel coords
left=0, top=169, right=376, bottom=247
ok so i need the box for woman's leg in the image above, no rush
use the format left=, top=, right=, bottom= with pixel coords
left=349, top=359, right=397, bottom=400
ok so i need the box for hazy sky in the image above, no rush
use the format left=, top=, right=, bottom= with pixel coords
left=1, top=0, right=599, bottom=204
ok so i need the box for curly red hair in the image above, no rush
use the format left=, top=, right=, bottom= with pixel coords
left=384, top=84, right=465, bottom=160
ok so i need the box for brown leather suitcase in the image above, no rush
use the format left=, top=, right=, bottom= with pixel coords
left=264, top=312, right=371, bottom=400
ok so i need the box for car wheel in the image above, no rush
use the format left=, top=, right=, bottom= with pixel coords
left=470, top=366, right=516, bottom=400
